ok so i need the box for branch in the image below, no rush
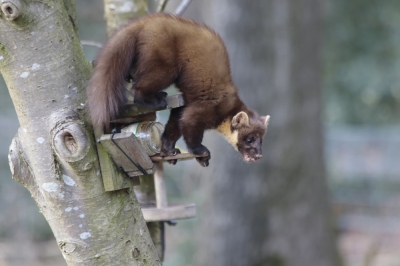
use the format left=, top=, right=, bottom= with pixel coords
left=80, top=40, right=103, bottom=48
left=157, top=0, right=169, bottom=12
left=62, top=0, right=78, bottom=33
left=8, top=132, right=40, bottom=198
left=0, top=0, right=24, bottom=21
left=174, top=0, right=192, bottom=15
left=102, top=0, right=164, bottom=263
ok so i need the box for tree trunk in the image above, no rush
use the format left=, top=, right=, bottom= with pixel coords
left=103, top=0, right=165, bottom=261
left=196, top=1, right=340, bottom=265
left=1, top=0, right=160, bottom=265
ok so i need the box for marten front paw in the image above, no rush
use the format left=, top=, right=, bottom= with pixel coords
left=192, top=145, right=211, bottom=167
left=160, top=147, right=181, bottom=165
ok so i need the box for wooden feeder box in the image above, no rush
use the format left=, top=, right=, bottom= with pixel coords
left=95, top=93, right=199, bottom=222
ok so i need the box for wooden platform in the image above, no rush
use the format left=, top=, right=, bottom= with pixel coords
left=142, top=204, right=196, bottom=222
left=97, top=94, right=186, bottom=191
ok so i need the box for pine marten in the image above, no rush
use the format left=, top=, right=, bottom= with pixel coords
left=87, top=13, right=270, bottom=167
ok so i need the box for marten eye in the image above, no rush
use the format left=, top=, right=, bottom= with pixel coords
left=246, top=137, right=253, bottom=144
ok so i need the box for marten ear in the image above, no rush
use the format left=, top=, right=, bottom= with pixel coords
left=232, top=111, right=250, bottom=129
left=261, top=115, right=270, bottom=129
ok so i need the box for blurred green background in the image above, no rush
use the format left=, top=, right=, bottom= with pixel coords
left=1, top=0, right=400, bottom=265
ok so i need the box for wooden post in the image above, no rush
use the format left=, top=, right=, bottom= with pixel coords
left=102, top=0, right=166, bottom=262
left=134, top=173, right=165, bottom=260
left=154, top=163, right=168, bottom=208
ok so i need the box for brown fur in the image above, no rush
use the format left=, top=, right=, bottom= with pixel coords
left=87, top=13, right=269, bottom=166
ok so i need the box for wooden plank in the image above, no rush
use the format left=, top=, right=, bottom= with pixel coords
left=99, top=132, right=154, bottom=174
left=141, top=204, right=196, bottom=222
left=94, top=94, right=185, bottom=190
left=94, top=127, right=134, bottom=191
left=127, top=164, right=156, bottom=177
left=111, top=112, right=156, bottom=124
left=122, top=94, right=184, bottom=116
left=150, top=152, right=205, bottom=162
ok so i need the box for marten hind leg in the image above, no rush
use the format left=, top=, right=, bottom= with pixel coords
left=133, top=87, right=168, bottom=109
left=161, top=106, right=185, bottom=165
left=132, top=64, right=176, bottom=109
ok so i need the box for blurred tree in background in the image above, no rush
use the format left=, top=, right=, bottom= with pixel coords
left=324, top=0, right=400, bottom=125
left=193, top=0, right=339, bottom=265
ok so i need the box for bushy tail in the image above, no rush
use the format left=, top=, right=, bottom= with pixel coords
left=87, top=27, right=137, bottom=131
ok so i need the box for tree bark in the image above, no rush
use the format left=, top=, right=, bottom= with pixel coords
left=1, top=0, right=160, bottom=265
left=196, top=1, right=340, bottom=265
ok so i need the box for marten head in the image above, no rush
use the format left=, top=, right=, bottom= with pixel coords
left=232, top=111, right=270, bottom=162
left=217, top=111, right=270, bottom=162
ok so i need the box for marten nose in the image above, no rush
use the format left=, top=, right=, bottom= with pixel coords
left=255, top=154, right=262, bottom=159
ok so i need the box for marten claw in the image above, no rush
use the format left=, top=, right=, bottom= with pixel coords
left=196, top=155, right=210, bottom=167
left=196, top=157, right=209, bottom=167
left=160, top=148, right=181, bottom=165
left=192, top=146, right=211, bottom=167
left=168, top=148, right=181, bottom=165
